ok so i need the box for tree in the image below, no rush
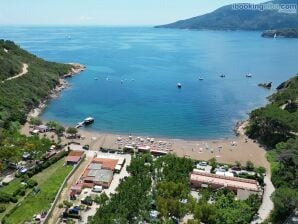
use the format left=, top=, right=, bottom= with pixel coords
left=55, top=125, right=65, bottom=136
left=29, top=117, right=42, bottom=126
left=95, top=192, right=109, bottom=206
left=194, top=202, right=216, bottom=223
left=66, top=127, right=78, bottom=136
left=245, top=161, right=254, bottom=171
left=46, top=120, right=59, bottom=129
left=271, top=187, right=298, bottom=222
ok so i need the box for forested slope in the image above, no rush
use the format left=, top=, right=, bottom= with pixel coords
left=246, top=75, right=298, bottom=223
left=0, top=40, right=71, bottom=129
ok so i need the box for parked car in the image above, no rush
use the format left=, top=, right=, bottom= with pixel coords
left=83, top=145, right=90, bottom=150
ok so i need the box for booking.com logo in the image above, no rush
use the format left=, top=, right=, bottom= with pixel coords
left=232, top=3, right=297, bottom=14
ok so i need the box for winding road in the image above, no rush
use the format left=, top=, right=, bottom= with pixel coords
left=6, top=63, right=28, bottom=81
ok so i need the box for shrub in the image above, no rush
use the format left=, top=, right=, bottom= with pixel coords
left=0, top=192, right=11, bottom=203
left=0, top=205, right=6, bottom=213
left=26, top=179, right=38, bottom=188
left=63, top=200, right=73, bottom=208
left=10, top=197, right=18, bottom=203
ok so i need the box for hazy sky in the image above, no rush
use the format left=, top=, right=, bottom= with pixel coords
left=0, top=0, right=264, bottom=25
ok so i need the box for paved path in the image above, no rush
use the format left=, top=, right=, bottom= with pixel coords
left=252, top=174, right=275, bottom=224
left=6, top=63, right=28, bottom=81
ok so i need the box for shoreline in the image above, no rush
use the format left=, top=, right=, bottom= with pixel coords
left=23, top=63, right=269, bottom=169
left=21, top=119, right=269, bottom=169
left=28, top=63, right=85, bottom=118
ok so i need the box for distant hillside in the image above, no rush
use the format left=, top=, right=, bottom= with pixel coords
left=156, top=0, right=298, bottom=31
left=262, top=28, right=298, bottom=37
left=0, top=40, right=72, bottom=128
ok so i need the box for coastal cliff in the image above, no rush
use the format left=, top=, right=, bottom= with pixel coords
left=0, top=39, right=85, bottom=129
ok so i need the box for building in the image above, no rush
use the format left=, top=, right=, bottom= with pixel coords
left=65, top=150, right=84, bottom=165
left=190, top=171, right=261, bottom=200
left=91, top=157, right=118, bottom=172
left=81, top=162, right=114, bottom=188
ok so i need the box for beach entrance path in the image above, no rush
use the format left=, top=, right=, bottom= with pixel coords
left=6, top=63, right=28, bottom=81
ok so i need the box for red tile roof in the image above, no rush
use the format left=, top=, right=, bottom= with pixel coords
left=92, top=158, right=118, bottom=171
left=65, top=156, right=81, bottom=163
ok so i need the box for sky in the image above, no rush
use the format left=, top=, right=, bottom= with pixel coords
left=0, top=0, right=264, bottom=26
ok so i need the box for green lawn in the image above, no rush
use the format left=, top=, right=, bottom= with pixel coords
left=0, top=179, right=22, bottom=196
left=4, top=159, right=73, bottom=224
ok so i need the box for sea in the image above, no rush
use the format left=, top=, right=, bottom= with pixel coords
left=1, top=26, right=297, bottom=139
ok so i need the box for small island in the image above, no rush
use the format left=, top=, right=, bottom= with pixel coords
left=262, top=28, right=298, bottom=38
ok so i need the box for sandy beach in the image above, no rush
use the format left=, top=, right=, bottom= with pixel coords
left=21, top=121, right=269, bottom=169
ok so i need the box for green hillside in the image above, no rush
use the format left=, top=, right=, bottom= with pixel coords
left=246, top=75, right=298, bottom=223
left=0, top=40, right=72, bottom=129
left=156, top=0, right=298, bottom=31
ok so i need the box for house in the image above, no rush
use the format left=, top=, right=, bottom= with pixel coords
left=65, top=151, right=84, bottom=165
left=190, top=171, right=261, bottom=200
left=91, top=157, right=118, bottom=172
left=81, top=162, right=114, bottom=188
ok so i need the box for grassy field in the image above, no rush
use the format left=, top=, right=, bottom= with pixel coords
left=0, top=179, right=22, bottom=195
left=4, top=159, right=73, bottom=224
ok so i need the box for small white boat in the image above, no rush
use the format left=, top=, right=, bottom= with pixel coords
left=94, top=77, right=98, bottom=80
left=199, top=77, right=204, bottom=81
left=246, top=73, right=253, bottom=78
left=274, top=33, right=277, bottom=39
left=177, top=83, right=182, bottom=88
left=220, top=74, right=226, bottom=78
left=84, top=117, right=95, bottom=125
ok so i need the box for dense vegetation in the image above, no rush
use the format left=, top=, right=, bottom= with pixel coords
left=91, top=154, right=261, bottom=224
left=0, top=40, right=74, bottom=221
left=246, top=75, right=298, bottom=223
left=262, top=28, right=298, bottom=38
left=155, top=0, right=298, bottom=31
left=0, top=40, right=72, bottom=168
left=0, top=40, right=71, bottom=129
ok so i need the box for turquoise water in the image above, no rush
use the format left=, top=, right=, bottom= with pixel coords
left=1, top=26, right=298, bottom=139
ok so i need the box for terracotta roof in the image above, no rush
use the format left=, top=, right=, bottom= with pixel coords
left=190, top=172, right=260, bottom=192
left=92, top=158, right=118, bottom=171
left=68, top=150, right=84, bottom=157
left=65, top=156, right=81, bottom=163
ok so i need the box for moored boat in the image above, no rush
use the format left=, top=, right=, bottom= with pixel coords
left=84, top=117, right=95, bottom=125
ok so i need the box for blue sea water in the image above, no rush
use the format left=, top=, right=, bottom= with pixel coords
left=1, top=26, right=297, bottom=139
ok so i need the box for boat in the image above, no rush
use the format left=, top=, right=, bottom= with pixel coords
left=274, top=33, right=277, bottom=39
left=220, top=74, right=226, bottom=78
left=94, top=77, right=98, bottom=80
left=246, top=73, right=253, bottom=78
left=177, top=83, right=182, bottom=88
left=84, top=117, right=95, bottom=125
left=199, top=77, right=204, bottom=81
